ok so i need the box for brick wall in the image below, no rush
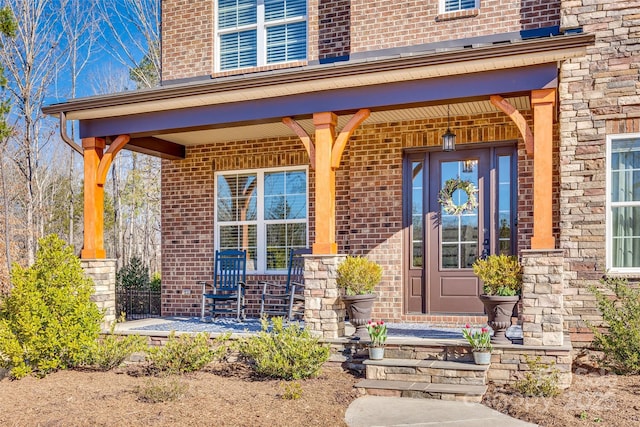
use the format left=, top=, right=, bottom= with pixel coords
left=161, top=0, right=213, bottom=82
left=161, top=113, right=541, bottom=320
left=559, top=1, right=640, bottom=345
left=162, top=0, right=560, bottom=82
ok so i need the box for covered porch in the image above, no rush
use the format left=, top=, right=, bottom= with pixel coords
left=43, top=32, right=592, bottom=347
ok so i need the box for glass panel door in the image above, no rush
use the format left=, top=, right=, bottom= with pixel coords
left=440, top=160, right=479, bottom=269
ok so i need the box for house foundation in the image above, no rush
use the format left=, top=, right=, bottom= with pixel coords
left=81, top=259, right=117, bottom=329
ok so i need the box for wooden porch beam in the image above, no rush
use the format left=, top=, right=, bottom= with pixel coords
left=530, top=88, right=556, bottom=250
left=282, top=117, right=316, bottom=169
left=490, top=95, right=534, bottom=156
left=331, top=109, right=370, bottom=169
left=126, top=137, right=186, bottom=160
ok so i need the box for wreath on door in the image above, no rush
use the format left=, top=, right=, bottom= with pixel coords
left=438, top=178, right=478, bottom=215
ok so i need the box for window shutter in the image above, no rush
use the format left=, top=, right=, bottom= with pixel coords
left=267, top=22, right=306, bottom=63
left=265, top=0, right=306, bottom=22
left=218, top=0, right=257, bottom=29
left=220, top=30, right=257, bottom=70
left=444, top=0, right=476, bottom=12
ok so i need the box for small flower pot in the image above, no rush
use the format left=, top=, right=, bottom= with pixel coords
left=368, top=346, right=384, bottom=360
left=472, top=350, right=491, bottom=365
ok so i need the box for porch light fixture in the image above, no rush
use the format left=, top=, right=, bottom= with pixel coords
left=442, top=105, right=456, bottom=152
left=463, top=159, right=477, bottom=173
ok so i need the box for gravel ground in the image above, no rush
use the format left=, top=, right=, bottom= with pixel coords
left=127, top=317, right=524, bottom=340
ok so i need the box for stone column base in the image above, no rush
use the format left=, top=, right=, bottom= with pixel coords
left=521, top=249, right=564, bottom=346
left=303, top=254, right=346, bottom=339
left=81, top=259, right=117, bottom=330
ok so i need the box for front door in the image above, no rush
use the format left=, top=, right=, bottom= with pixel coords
left=404, top=146, right=516, bottom=314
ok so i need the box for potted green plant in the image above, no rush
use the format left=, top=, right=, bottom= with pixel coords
left=472, top=254, right=522, bottom=344
left=337, top=255, right=383, bottom=339
left=366, top=320, right=387, bottom=360
left=462, top=324, right=493, bottom=365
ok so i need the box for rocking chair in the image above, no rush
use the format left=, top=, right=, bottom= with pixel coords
left=259, top=248, right=311, bottom=321
left=200, top=249, right=247, bottom=321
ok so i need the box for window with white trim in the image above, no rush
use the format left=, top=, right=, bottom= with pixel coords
left=607, top=134, right=640, bottom=270
left=215, top=167, right=308, bottom=272
left=440, top=0, right=479, bottom=13
left=216, top=0, right=307, bottom=71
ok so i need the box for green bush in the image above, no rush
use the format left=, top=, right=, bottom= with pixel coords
left=147, top=331, right=229, bottom=374
left=0, top=235, right=103, bottom=378
left=472, top=254, right=522, bottom=296
left=513, top=356, right=560, bottom=397
left=589, top=275, right=640, bottom=374
left=238, top=317, right=329, bottom=380
left=117, top=256, right=150, bottom=289
left=337, top=255, right=382, bottom=296
left=84, top=321, right=147, bottom=371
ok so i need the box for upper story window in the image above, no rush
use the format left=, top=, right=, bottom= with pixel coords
left=216, top=0, right=307, bottom=71
left=441, top=0, right=479, bottom=13
left=607, top=134, right=640, bottom=271
left=215, top=167, right=308, bottom=273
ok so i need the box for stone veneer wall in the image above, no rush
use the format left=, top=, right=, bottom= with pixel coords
left=559, top=1, right=640, bottom=346
left=303, top=254, right=346, bottom=338
left=521, top=250, right=565, bottom=346
left=81, top=259, right=117, bottom=329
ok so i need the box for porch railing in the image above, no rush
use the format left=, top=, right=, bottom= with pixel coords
left=115, top=285, right=161, bottom=320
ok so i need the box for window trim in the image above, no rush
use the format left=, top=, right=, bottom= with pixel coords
left=214, top=0, right=308, bottom=72
left=214, top=165, right=309, bottom=274
left=606, top=132, right=640, bottom=272
left=438, top=0, right=480, bottom=14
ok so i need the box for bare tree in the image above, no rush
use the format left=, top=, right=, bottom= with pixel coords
left=59, top=0, right=98, bottom=249
left=97, top=0, right=160, bottom=89
left=0, top=0, right=69, bottom=264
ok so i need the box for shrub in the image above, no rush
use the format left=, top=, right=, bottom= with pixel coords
left=147, top=331, right=229, bottom=374
left=117, top=256, right=150, bottom=289
left=280, top=381, right=303, bottom=400
left=136, top=377, right=189, bottom=403
left=589, top=275, right=640, bottom=374
left=238, top=317, right=329, bottom=380
left=514, top=356, right=560, bottom=397
left=84, top=320, right=147, bottom=371
left=472, top=254, right=522, bottom=296
left=0, top=235, right=103, bottom=378
left=336, top=255, right=382, bottom=296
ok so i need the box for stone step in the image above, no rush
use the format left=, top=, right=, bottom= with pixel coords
left=355, top=379, right=487, bottom=403
left=364, top=358, right=489, bottom=386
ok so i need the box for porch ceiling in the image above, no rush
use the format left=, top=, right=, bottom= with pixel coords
left=158, top=96, right=531, bottom=145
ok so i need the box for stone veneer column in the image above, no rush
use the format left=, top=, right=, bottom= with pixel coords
left=521, top=250, right=564, bottom=346
left=303, top=254, right=346, bottom=338
left=81, top=259, right=117, bottom=329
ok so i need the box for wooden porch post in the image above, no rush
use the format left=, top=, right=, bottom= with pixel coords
left=283, top=110, right=370, bottom=254
left=81, top=135, right=130, bottom=259
left=530, top=89, right=556, bottom=250
left=82, top=137, right=106, bottom=259
left=312, top=112, right=338, bottom=254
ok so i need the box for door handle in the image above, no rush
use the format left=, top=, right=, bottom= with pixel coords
left=479, top=239, right=489, bottom=259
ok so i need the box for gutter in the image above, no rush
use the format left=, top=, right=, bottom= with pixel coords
left=42, top=33, right=594, bottom=116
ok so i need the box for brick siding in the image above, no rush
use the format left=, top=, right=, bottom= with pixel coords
left=161, top=113, right=541, bottom=321
left=161, top=0, right=560, bottom=82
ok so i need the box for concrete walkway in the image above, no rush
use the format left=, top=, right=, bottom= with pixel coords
left=345, top=396, right=537, bottom=427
